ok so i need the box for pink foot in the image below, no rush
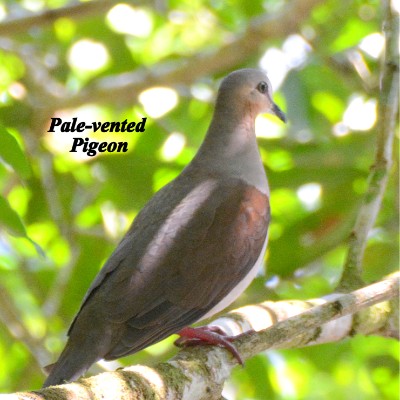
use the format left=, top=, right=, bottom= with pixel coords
left=175, top=326, right=244, bottom=365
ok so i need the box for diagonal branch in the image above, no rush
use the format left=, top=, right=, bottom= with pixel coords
left=0, top=38, right=67, bottom=102
left=0, top=0, right=122, bottom=36
left=7, top=272, right=399, bottom=400
left=42, top=0, right=324, bottom=110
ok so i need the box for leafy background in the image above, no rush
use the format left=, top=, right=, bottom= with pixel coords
left=0, top=0, right=398, bottom=398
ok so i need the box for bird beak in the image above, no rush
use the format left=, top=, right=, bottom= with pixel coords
left=271, top=102, right=287, bottom=123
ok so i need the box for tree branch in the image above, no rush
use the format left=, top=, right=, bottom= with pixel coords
left=0, top=38, right=67, bottom=104
left=6, top=272, right=399, bottom=399
left=31, top=0, right=324, bottom=110
left=338, top=0, right=399, bottom=290
left=0, top=0, right=122, bottom=36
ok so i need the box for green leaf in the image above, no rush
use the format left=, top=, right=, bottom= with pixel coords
left=0, top=195, right=44, bottom=256
left=0, top=194, right=27, bottom=237
left=0, top=126, right=31, bottom=179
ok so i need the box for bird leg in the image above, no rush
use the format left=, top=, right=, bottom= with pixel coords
left=174, top=326, right=244, bottom=365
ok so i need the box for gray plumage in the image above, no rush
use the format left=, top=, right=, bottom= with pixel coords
left=43, top=68, right=285, bottom=387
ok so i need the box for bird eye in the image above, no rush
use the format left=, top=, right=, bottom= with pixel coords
left=257, top=81, right=268, bottom=94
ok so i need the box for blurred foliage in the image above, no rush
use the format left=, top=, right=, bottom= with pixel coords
left=0, top=0, right=398, bottom=398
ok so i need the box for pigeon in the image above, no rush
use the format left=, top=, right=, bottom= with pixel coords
left=43, top=68, right=286, bottom=387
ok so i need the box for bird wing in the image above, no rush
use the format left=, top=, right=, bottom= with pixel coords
left=68, top=174, right=269, bottom=359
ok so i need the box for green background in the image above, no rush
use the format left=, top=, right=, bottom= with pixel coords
left=0, top=0, right=398, bottom=398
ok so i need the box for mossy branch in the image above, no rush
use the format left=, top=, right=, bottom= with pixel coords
left=5, top=272, right=399, bottom=400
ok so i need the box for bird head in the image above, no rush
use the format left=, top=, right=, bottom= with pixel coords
left=216, top=69, right=286, bottom=123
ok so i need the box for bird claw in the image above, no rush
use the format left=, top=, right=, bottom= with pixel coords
left=175, top=326, right=244, bottom=365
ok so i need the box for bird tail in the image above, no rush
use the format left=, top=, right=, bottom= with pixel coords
left=42, top=340, right=100, bottom=388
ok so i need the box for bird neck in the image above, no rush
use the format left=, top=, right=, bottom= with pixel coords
left=189, top=109, right=269, bottom=194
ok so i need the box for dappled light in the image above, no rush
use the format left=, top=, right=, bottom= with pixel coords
left=107, top=4, right=153, bottom=37
left=343, top=95, right=377, bottom=131
left=139, top=87, right=179, bottom=118
left=0, top=0, right=397, bottom=398
left=68, top=39, right=110, bottom=72
left=297, top=183, right=322, bottom=211
left=160, top=132, right=186, bottom=162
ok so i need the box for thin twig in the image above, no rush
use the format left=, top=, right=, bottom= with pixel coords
left=0, top=38, right=66, bottom=104
left=0, top=284, right=50, bottom=368
left=338, top=0, right=399, bottom=290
